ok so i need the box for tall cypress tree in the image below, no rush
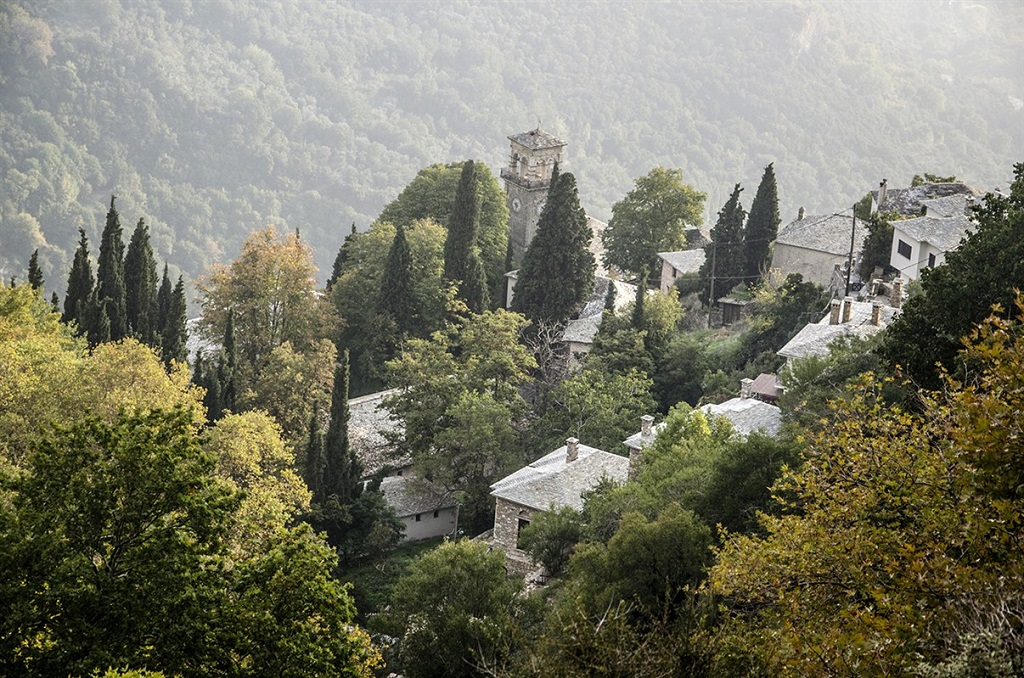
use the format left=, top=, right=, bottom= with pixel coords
left=95, top=196, right=128, bottom=341
left=326, top=223, right=357, bottom=292
left=444, top=160, right=488, bottom=313
left=89, top=292, right=111, bottom=346
left=64, top=229, right=94, bottom=329
left=511, top=172, right=596, bottom=324
left=156, top=263, right=172, bottom=337
left=217, top=309, right=236, bottom=414
left=744, top=163, right=781, bottom=284
left=161, top=276, right=188, bottom=368
left=124, top=218, right=159, bottom=345
left=323, top=351, right=361, bottom=504
left=700, top=184, right=746, bottom=304
left=27, top=249, right=43, bottom=290
left=304, top=407, right=326, bottom=505
left=377, top=223, right=415, bottom=341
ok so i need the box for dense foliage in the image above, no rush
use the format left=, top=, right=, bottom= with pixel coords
left=3, top=0, right=1020, bottom=292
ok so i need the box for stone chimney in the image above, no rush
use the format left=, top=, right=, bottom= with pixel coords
left=640, top=414, right=654, bottom=440
left=798, top=206, right=805, bottom=220
left=842, top=296, right=853, bottom=324
left=566, top=437, right=579, bottom=463
left=878, top=179, right=888, bottom=211
left=871, top=301, right=883, bottom=326
left=740, top=377, right=754, bottom=399
left=829, top=298, right=841, bottom=325
left=891, top=278, right=904, bottom=308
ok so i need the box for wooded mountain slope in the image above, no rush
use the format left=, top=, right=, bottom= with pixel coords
left=2, top=0, right=1021, bottom=293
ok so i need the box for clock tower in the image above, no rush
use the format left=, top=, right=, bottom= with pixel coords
left=500, top=128, right=566, bottom=264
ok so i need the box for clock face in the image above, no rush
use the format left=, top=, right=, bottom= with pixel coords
left=511, top=197, right=522, bottom=213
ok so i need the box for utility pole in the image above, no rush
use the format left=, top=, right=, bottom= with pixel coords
left=845, top=205, right=856, bottom=297
left=707, top=241, right=717, bottom=329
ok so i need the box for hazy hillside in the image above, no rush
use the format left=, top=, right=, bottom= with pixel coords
left=2, top=0, right=1021, bottom=293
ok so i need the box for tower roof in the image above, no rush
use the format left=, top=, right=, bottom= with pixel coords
left=508, top=128, right=566, bottom=151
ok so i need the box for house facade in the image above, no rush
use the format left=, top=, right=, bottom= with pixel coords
left=657, top=249, right=705, bottom=294
left=490, top=438, right=629, bottom=574
left=771, top=212, right=866, bottom=288
left=379, top=474, right=459, bottom=542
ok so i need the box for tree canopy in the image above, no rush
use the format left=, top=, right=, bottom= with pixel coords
left=602, top=167, right=706, bottom=279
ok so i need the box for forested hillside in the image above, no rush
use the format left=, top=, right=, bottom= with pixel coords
left=2, top=0, right=1021, bottom=292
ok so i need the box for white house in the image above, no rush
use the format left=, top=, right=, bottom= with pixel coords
left=888, top=194, right=975, bottom=281
left=379, top=474, right=459, bottom=543
left=657, top=249, right=705, bottom=294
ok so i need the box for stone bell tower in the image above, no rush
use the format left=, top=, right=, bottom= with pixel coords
left=500, top=128, right=566, bottom=264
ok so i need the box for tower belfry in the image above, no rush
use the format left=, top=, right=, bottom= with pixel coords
left=500, top=128, right=566, bottom=264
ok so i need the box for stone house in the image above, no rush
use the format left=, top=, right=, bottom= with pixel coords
left=379, top=474, right=459, bottom=543
left=657, top=249, right=705, bottom=294
left=888, top=194, right=975, bottom=281
left=777, top=293, right=901, bottom=367
left=490, top=438, right=629, bottom=574
left=771, top=211, right=866, bottom=288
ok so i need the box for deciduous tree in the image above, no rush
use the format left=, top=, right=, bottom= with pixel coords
left=602, top=167, right=706, bottom=279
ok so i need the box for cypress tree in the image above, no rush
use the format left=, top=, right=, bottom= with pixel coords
left=217, top=309, right=236, bottom=414
left=604, top=278, right=617, bottom=311
left=700, top=184, right=746, bottom=304
left=377, top=223, right=415, bottom=340
left=304, top=407, right=326, bottom=505
left=326, top=223, right=357, bottom=292
left=511, top=172, right=596, bottom=325
left=64, top=229, right=94, bottom=329
left=27, top=249, right=43, bottom=290
left=161, top=276, right=188, bottom=368
left=95, top=196, right=128, bottom=341
left=444, top=160, right=488, bottom=313
left=156, top=263, right=172, bottom=336
left=744, top=163, right=781, bottom=284
left=323, top=351, right=361, bottom=504
left=124, top=218, right=159, bottom=345
left=89, top=293, right=111, bottom=346
left=50, top=292, right=60, bottom=311
left=632, top=268, right=647, bottom=329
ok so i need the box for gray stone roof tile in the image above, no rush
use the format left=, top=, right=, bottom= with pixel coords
left=508, top=129, right=566, bottom=150
left=490, top=443, right=629, bottom=511
left=775, top=214, right=866, bottom=256
left=658, top=249, right=706, bottom=274
left=380, top=475, right=457, bottom=518
left=892, top=214, right=973, bottom=252
left=699, top=397, right=782, bottom=438
left=875, top=182, right=984, bottom=218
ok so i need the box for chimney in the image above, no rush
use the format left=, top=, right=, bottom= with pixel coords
left=829, top=298, right=841, bottom=325
left=566, top=437, right=579, bottom=463
left=871, top=301, right=883, bottom=326
left=798, top=206, right=805, bottom=220
left=891, top=279, right=904, bottom=308
left=640, top=414, right=654, bottom=440
left=842, top=296, right=853, bottom=324
left=740, top=378, right=754, bottom=399
left=878, top=179, right=888, bottom=211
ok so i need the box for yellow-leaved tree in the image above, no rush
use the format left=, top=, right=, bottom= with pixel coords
left=709, top=296, right=1024, bottom=675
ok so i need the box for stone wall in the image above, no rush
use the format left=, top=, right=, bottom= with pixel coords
left=492, top=497, right=537, bottom=552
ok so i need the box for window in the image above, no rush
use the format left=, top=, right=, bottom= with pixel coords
left=928, top=253, right=936, bottom=268
left=433, top=510, right=440, bottom=518
left=897, top=239, right=912, bottom=259
left=515, top=518, right=531, bottom=548
left=415, top=513, right=421, bottom=522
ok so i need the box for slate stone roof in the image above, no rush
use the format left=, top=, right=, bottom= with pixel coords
left=658, top=249, right=706, bottom=274
left=564, top=276, right=637, bottom=347
left=921, top=194, right=975, bottom=218
left=750, top=372, right=781, bottom=401
left=777, top=299, right=899, bottom=360
left=380, top=475, right=457, bottom=519
left=892, top=213, right=973, bottom=252
left=349, top=389, right=409, bottom=477
left=775, top=213, right=866, bottom=256
left=874, top=182, right=984, bottom=218
left=508, top=128, right=566, bottom=150
left=622, top=422, right=667, bottom=451
left=699, top=397, right=782, bottom=438
left=490, top=443, right=629, bottom=512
